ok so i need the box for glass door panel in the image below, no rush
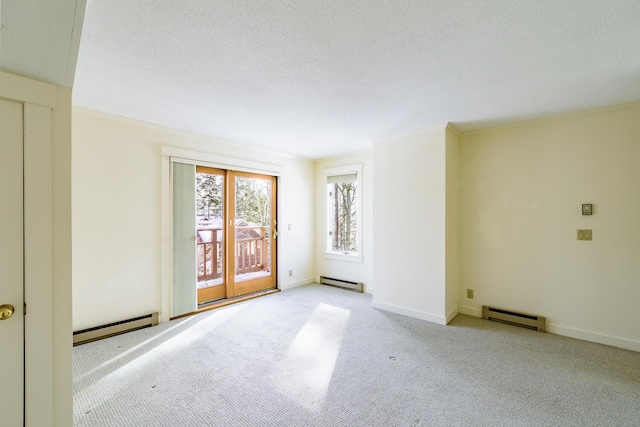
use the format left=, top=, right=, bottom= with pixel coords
left=229, top=172, right=277, bottom=296
left=195, top=166, right=226, bottom=304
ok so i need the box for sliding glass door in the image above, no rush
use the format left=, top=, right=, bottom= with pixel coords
left=194, top=167, right=277, bottom=305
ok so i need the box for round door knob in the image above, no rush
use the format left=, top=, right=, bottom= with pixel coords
left=0, top=304, right=15, bottom=320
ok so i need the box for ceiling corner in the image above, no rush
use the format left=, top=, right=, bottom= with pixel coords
left=0, top=0, right=87, bottom=87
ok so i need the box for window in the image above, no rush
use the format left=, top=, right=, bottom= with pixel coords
left=324, top=164, right=362, bottom=262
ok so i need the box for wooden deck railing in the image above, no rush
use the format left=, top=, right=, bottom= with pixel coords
left=197, top=228, right=221, bottom=281
left=197, top=226, right=270, bottom=282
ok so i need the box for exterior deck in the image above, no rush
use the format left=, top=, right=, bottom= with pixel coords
left=197, top=226, right=271, bottom=287
left=197, top=270, right=271, bottom=289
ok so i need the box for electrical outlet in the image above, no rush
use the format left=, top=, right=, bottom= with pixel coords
left=577, top=229, right=592, bottom=241
left=288, top=269, right=293, bottom=277
left=467, top=289, right=474, bottom=299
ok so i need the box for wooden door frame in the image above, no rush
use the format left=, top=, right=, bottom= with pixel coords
left=194, top=168, right=278, bottom=303
left=195, top=166, right=228, bottom=304
left=226, top=170, right=277, bottom=298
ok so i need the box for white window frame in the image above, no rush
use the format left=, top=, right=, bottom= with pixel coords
left=323, top=163, right=363, bottom=263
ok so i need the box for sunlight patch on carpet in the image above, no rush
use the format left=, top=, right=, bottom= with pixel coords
left=75, top=316, right=197, bottom=383
left=272, top=303, right=351, bottom=412
left=74, top=303, right=248, bottom=409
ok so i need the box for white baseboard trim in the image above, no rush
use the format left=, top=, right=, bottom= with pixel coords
left=446, top=307, right=459, bottom=324
left=371, top=300, right=447, bottom=325
left=457, top=305, right=639, bottom=352
left=458, top=305, right=482, bottom=318
left=547, top=323, right=640, bottom=353
left=279, top=277, right=315, bottom=292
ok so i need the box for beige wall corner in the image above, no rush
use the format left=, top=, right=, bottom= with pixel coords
left=458, top=103, right=640, bottom=351
left=445, top=125, right=460, bottom=321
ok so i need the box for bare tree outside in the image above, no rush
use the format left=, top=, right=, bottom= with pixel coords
left=195, top=174, right=271, bottom=226
left=235, top=177, right=271, bottom=226
left=329, top=181, right=357, bottom=253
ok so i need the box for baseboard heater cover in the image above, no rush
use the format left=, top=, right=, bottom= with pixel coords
left=320, top=276, right=363, bottom=293
left=73, top=312, right=159, bottom=345
left=482, top=306, right=546, bottom=332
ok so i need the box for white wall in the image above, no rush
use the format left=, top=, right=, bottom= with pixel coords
left=372, top=126, right=455, bottom=324
left=72, top=108, right=315, bottom=330
left=459, top=103, right=640, bottom=351
left=314, top=152, right=373, bottom=292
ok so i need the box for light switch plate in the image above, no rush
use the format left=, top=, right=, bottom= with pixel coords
left=577, top=229, right=592, bottom=241
left=582, top=204, right=593, bottom=215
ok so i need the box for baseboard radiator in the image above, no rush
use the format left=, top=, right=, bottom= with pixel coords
left=73, top=312, right=159, bottom=345
left=320, top=276, right=363, bottom=293
left=482, top=306, right=546, bottom=332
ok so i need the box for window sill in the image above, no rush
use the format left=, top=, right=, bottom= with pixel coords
left=323, top=252, right=363, bottom=263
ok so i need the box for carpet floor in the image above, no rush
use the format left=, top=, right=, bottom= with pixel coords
left=73, top=284, right=640, bottom=426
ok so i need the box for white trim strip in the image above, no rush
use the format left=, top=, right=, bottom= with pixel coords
left=371, top=300, right=448, bottom=325
left=458, top=305, right=482, bottom=317
left=457, top=305, right=640, bottom=352
left=546, top=323, right=640, bottom=353
left=162, top=146, right=283, bottom=176
left=279, top=277, right=315, bottom=292
left=0, top=71, right=55, bottom=107
left=446, top=307, right=459, bottom=324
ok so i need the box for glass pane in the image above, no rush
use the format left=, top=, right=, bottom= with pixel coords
left=328, top=180, right=358, bottom=254
left=195, top=171, right=224, bottom=288
left=235, top=176, right=271, bottom=282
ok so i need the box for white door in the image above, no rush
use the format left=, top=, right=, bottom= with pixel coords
left=0, top=98, right=25, bottom=425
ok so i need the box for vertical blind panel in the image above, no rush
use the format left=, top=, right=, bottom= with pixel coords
left=327, top=173, right=357, bottom=184
left=172, top=162, right=197, bottom=317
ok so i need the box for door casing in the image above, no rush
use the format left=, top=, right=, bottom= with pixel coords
left=0, top=97, right=25, bottom=427
left=0, top=70, right=68, bottom=426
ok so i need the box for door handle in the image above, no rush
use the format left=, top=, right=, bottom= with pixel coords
left=0, top=304, right=15, bottom=320
left=273, top=230, right=279, bottom=239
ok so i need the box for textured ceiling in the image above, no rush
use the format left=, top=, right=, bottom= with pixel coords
left=73, top=1, right=640, bottom=159
left=0, top=0, right=85, bottom=87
